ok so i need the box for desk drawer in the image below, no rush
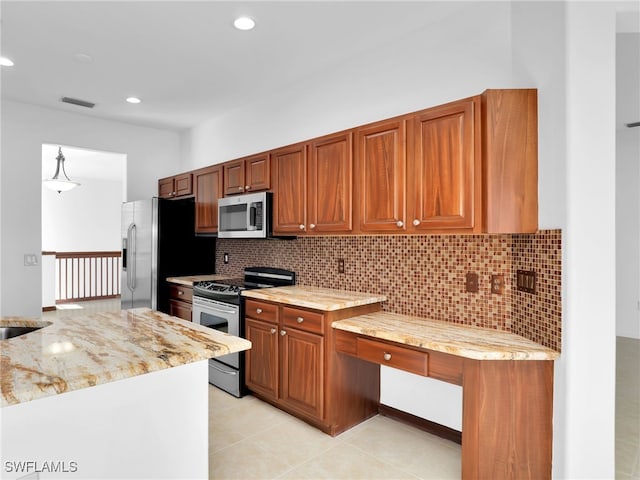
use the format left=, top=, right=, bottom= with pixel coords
left=357, top=338, right=428, bottom=377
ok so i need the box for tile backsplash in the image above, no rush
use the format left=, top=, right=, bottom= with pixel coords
left=216, top=229, right=562, bottom=352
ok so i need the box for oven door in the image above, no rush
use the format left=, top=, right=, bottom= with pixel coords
left=192, top=296, right=239, bottom=369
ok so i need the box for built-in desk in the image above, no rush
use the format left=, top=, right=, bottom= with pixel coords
left=332, top=311, right=559, bottom=480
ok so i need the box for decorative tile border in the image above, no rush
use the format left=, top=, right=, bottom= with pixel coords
left=216, top=230, right=562, bottom=352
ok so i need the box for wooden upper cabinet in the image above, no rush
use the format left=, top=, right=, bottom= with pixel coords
left=409, top=97, right=480, bottom=231
left=193, top=165, right=223, bottom=234
left=158, top=177, right=175, bottom=199
left=482, top=89, right=538, bottom=233
left=272, top=143, right=307, bottom=234
left=158, top=173, right=193, bottom=199
left=355, top=118, right=407, bottom=232
left=223, top=153, right=271, bottom=196
left=308, top=132, right=353, bottom=233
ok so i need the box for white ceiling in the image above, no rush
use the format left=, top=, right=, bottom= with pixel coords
left=3, top=1, right=639, bottom=135
left=1, top=1, right=472, bottom=132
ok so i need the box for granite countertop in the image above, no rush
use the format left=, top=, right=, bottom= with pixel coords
left=241, top=286, right=387, bottom=311
left=0, top=308, right=251, bottom=407
left=332, top=311, right=559, bottom=361
left=166, top=274, right=242, bottom=286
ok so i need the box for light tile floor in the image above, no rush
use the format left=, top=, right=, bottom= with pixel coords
left=616, top=336, right=640, bottom=480
left=44, top=300, right=639, bottom=478
left=208, top=386, right=461, bottom=480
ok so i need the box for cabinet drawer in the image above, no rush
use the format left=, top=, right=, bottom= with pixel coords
left=282, top=306, right=324, bottom=335
left=168, top=284, right=193, bottom=302
left=356, top=338, right=428, bottom=377
left=245, top=299, right=278, bottom=323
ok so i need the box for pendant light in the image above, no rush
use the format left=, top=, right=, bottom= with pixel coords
left=43, top=147, right=80, bottom=193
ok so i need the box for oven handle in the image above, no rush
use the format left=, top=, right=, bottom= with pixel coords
left=193, top=299, right=238, bottom=315
left=210, top=362, right=238, bottom=376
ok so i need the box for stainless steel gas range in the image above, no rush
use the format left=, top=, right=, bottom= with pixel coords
left=192, top=267, right=296, bottom=397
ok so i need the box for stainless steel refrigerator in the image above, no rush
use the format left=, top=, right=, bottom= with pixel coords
left=121, top=197, right=215, bottom=311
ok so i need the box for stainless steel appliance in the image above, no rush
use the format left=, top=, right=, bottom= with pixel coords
left=218, top=191, right=272, bottom=238
left=121, top=197, right=215, bottom=312
left=193, top=267, right=296, bottom=397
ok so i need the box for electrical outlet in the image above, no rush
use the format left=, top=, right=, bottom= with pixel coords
left=490, top=274, right=504, bottom=295
left=465, top=272, right=479, bottom=293
left=338, top=258, right=345, bottom=274
left=223, top=253, right=229, bottom=264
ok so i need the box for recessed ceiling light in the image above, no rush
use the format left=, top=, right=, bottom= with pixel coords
left=126, top=97, right=142, bottom=104
left=0, top=57, right=15, bottom=67
left=234, top=16, right=255, bottom=31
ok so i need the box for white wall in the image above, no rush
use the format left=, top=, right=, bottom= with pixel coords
left=42, top=178, right=123, bottom=252
left=616, top=33, right=640, bottom=339
left=561, top=4, right=617, bottom=478
left=0, top=100, right=181, bottom=316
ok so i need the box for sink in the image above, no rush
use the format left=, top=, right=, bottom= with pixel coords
left=0, top=325, right=46, bottom=340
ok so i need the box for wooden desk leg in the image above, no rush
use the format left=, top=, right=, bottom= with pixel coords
left=461, top=360, right=554, bottom=480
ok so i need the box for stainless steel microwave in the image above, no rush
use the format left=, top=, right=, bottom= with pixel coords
left=218, top=191, right=272, bottom=238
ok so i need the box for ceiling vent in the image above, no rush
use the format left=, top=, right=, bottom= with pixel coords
left=60, top=96, right=95, bottom=109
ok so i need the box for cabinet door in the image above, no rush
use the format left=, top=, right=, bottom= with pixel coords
left=223, top=159, right=245, bottom=196
left=245, top=318, right=279, bottom=400
left=169, top=299, right=192, bottom=321
left=308, top=132, right=353, bottom=233
left=410, top=98, right=479, bottom=230
left=355, top=118, right=407, bottom=232
left=280, top=327, right=324, bottom=420
left=158, top=177, right=175, bottom=198
left=246, top=154, right=271, bottom=192
left=174, top=173, right=193, bottom=197
left=194, top=165, right=223, bottom=234
left=272, top=143, right=307, bottom=234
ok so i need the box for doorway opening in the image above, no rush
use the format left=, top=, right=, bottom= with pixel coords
left=41, top=143, right=126, bottom=312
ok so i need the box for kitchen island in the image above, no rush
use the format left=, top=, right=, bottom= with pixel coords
left=0, top=308, right=251, bottom=479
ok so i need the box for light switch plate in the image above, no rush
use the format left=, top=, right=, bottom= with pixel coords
left=23, top=254, right=39, bottom=266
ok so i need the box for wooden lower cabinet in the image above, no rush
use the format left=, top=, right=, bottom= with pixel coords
left=245, top=318, right=279, bottom=399
left=167, top=284, right=193, bottom=321
left=244, top=298, right=381, bottom=435
left=280, top=327, right=324, bottom=419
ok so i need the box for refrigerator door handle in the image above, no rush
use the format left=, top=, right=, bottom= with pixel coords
left=129, top=223, right=137, bottom=290
left=126, top=223, right=136, bottom=290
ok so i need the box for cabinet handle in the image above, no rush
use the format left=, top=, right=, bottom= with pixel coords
left=396, top=220, right=404, bottom=228
left=296, top=316, right=304, bottom=323
left=310, top=224, right=316, bottom=229
left=383, top=352, right=392, bottom=361
left=245, top=185, right=250, bottom=190
left=178, top=291, right=184, bottom=295
left=280, top=330, right=287, bottom=336
left=413, top=219, right=420, bottom=226
left=270, top=328, right=276, bottom=334
left=256, top=308, right=263, bottom=314
left=299, top=224, right=306, bottom=230
left=238, top=186, right=244, bottom=191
